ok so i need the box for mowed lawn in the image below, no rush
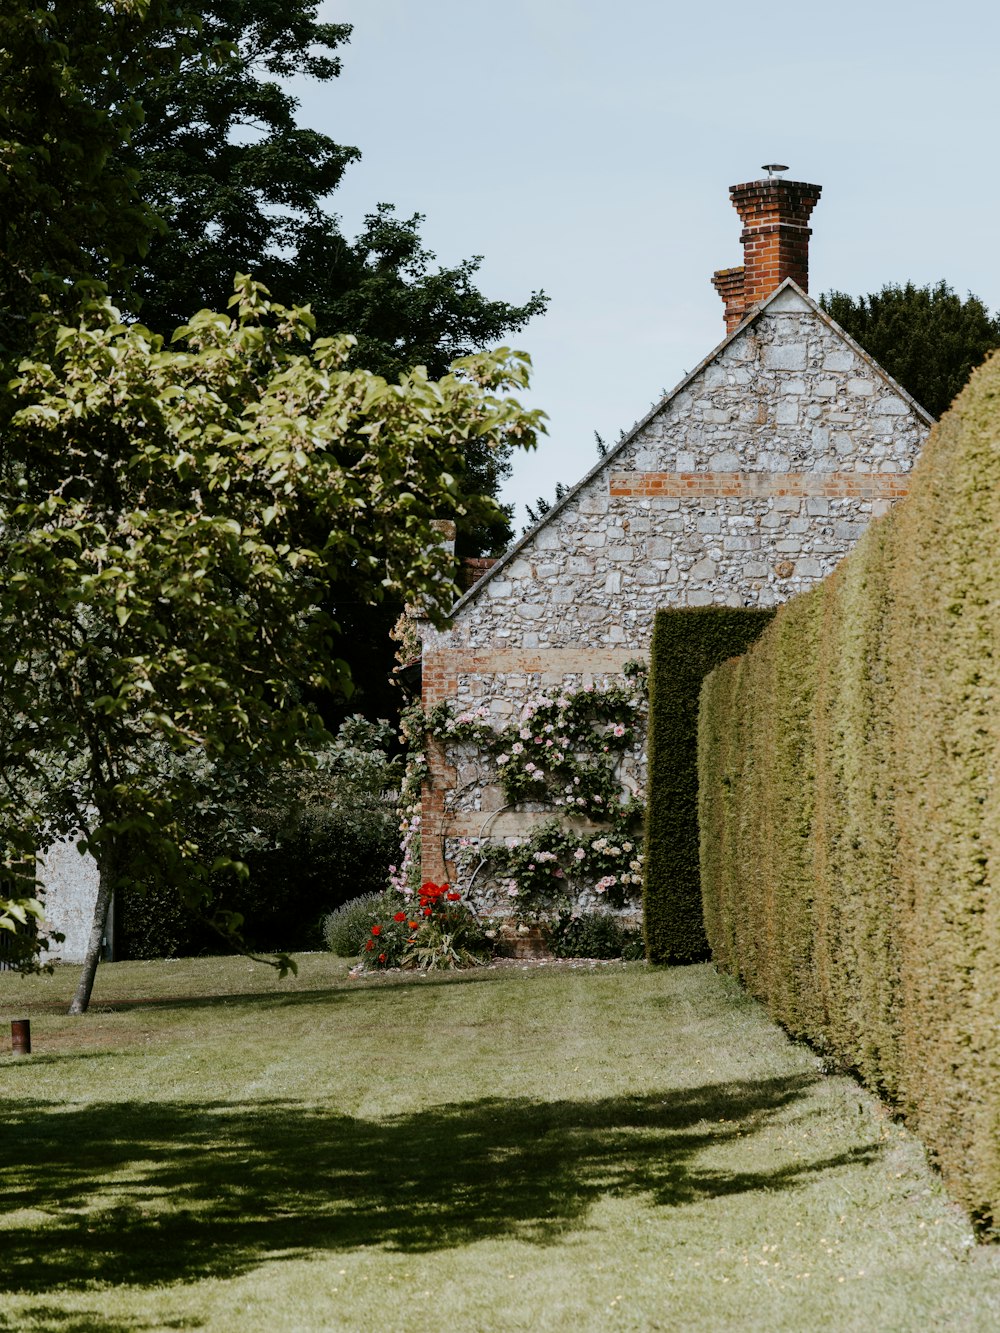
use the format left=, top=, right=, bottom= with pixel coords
left=2, top=956, right=999, bottom=1332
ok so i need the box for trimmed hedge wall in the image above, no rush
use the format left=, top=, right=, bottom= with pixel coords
left=699, top=351, right=1000, bottom=1232
left=643, top=606, right=774, bottom=964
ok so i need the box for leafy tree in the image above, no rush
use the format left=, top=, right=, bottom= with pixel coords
left=122, top=1, right=358, bottom=334
left=114, top=1, right=546, bottom=722
left=821, top=282, right=1000, bottom=419
left=2, top=278, right=542, bottom=1010
left=2, top=4, right=545, bottom=547
left=2, top=0, right=547, bottom=731
left=0, top=4, right=548, bottom=960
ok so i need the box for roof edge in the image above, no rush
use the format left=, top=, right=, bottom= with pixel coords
left=775, top=281, right=936, bottom=429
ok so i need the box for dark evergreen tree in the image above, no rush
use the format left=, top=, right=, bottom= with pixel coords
left=524, top=482, right=568, bottom=531
left=821, top=282, right=1000, bottom=419
left=3, top=2, right=545, bottom=558
left=118, top=3, right=544, bottom=561
left=521, top=432, right=613, bottom=535
left=0, top=1, right=192, bottom=366
left=121, top=1, right=358, bottom=334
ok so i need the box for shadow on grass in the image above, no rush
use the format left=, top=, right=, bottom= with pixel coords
left=0, top=986, right=356, bottom=1022
left=4, top=960, right=613, bottom=1020
left=31, top=963, right=560, bottom=1017
left=88, top=986, right=359, bottom=1014
left=1, top=1074, right=879, bottom=1294
left=0, top=1308, right=189, bottom=1333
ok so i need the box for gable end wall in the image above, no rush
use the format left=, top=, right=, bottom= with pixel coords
left=419, top=294, right=930, bottom=893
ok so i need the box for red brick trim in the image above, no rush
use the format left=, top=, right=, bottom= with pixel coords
left=608, top=470, right=911, bottom=500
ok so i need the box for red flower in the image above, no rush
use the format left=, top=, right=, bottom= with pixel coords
left=423, top=907, right=432, bottom=916
left=446, top=892, right=461, bottom=901
left=371, top=925, right=382, bottom=936
left=378, top=952, right=387, bottom=963
left=365, top=939, right=374, bottom=951
left=408, top=921, right=419, bottom=929
left=393, top=911, right=406, bottom=922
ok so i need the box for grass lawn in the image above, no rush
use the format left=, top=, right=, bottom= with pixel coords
left=1, top=955, right=999, bottom=1332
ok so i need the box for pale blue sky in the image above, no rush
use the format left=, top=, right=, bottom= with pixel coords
left=294, top=0, right=1000, bottom=531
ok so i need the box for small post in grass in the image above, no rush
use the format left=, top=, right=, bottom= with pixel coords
left=11, top=1018, right=31, bottom=1056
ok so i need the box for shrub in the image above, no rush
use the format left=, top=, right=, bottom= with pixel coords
left=360, top=907, right=414, bottom=969
left=322, top=891, right=391, bottom=957
left=118, top=717, right=401, bottom=959
left=550, top=911, right=644, bottom=961
left=403, top=882, right=491, bottom=969
left=0, top=911, right=43, bottom=973
left=332, top=882, right=493, bottom=971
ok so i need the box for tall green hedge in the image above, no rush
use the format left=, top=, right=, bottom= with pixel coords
left=643, top=606, right=773, bottom=964
left=699, top=350, right=1000, bottom=1232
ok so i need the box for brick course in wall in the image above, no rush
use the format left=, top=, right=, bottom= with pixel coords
left=608, top=471, right=911, bottom=500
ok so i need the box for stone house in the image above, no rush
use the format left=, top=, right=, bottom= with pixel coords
left=417, top=174, right=933, bottom=906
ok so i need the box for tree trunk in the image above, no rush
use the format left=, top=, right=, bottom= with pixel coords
left=67, top=839, right=117, bottom=1015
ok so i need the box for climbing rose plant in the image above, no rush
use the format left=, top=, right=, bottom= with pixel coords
left=480, top=817, right=643, bottom=916
left=424, top=666, right=646, bottom=818
left=398, top=664, right=647, bottom=916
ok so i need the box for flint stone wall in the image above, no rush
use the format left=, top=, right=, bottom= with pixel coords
left=37, top=836, right=100, bottom=963
left=420, top=285, right=932, bottom=896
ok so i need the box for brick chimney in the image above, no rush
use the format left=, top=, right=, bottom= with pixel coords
left=712, top=175, right=822, bottom=333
